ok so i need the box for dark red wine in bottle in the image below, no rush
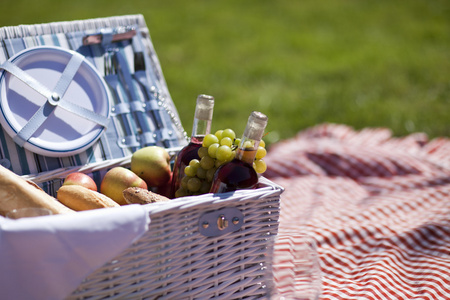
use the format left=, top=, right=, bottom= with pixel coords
left=170, top=138, right=202, bottom=196
left=209, top=157, right=259, bottom=193
left=210, top=111, right=267, bottom=194
left=171, top=95, right=214, bottom=198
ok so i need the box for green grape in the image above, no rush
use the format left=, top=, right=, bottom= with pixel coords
left=230, top=150, right=236, bottom=161
left=220, top=137, right=233, bottom=147
left=243, top=140, right=254, bottom=149
left=184, top=165, right=197, bottom=177
left=222, top=128, right=236, bottom=140
left=208, top=143, right=220, bottom=158
left=181, top=175, right=190, bottom=189
left=215, top=159, right=226, bottom=168
left=259, top=139, right=266, bottom=148
left=177, top=127, right=268, bottom=198
left=214, top=130, right=223, bottom=140
left=198, top=147, right=209, bottom=158
left=203, top=134, right=219, bottom=148
left=200, top=155, right=215, bottom=170
left=216, top=145, right=232, bottom=161
left=254, top=159, right=267, bottom=174
left=206, top=167, right=217, bottom=182
left=189, top=159, right=201, bottom=169
left=200, top=181, right=211, bottom=194
left=255, top=146, right=267, bottom=160
left=196, top=167, right=207, bottom=179
left=187, top=177, right=202, bottom=192
left=175, top=187, right=189, bottom=198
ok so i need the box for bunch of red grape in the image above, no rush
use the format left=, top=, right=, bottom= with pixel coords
left=174, top=128, right=267, bottom=198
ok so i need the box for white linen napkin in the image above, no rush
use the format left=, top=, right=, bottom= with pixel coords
left=0, top=204, right=150, bottom=300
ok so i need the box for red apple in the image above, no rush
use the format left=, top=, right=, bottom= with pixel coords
left=63, top=172, right=97, bottom=191
left=100, top=167, right=148, bottom=205
left=154, top=172, right=173, bottom=198
left=131, top=146, right=172, bottom=187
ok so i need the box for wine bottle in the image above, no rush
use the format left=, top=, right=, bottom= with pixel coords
left=171, top=94, right=214, bottom=198
left=209, top=111, right=268, bottom=194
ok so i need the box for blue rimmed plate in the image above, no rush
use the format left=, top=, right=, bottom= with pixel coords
left=0, top=46, right=111, bottom=157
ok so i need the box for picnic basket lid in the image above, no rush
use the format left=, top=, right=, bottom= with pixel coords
left=0, top=14, right=187, bottom=180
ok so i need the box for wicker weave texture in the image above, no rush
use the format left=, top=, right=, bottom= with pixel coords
left=67, top=182, right=282, bottom=299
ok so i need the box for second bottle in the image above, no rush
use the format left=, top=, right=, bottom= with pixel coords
left=170, top=94, right=215, bottom=198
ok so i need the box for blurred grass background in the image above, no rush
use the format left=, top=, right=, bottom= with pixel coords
left=1, top=0, right=448, bottom=145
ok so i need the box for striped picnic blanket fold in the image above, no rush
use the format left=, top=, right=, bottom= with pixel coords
left=264, top=123, right=450, bottom=300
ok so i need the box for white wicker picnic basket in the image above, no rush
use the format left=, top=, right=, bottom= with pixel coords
left=0, top=15, right=283, bottom=299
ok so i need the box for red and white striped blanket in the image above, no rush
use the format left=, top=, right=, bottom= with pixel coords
left=264, top=124, right=450, bottom=300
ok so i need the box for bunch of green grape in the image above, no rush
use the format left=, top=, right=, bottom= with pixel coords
left=174, top=128, right=267, bottom=198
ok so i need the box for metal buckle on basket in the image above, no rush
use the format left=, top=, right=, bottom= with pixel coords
left=198, top=207, right=244, bottom=237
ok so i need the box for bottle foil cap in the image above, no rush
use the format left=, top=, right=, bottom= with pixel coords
left=195, top=94, right=215, bottom=120
left=244, top=111, right=268, bottom=141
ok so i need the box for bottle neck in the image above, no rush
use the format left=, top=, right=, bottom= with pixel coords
left=235, top=137, right=260, bottom=165
left=235, top=111, right=267, bottom=164
left=191, top=118, right=211, bottom=141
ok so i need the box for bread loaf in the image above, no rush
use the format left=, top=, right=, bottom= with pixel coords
left=123, top=187, right=170, bottom=205
left=0, top=165, right=74, bottom=216
left=57, top=185, right=120, bottom=211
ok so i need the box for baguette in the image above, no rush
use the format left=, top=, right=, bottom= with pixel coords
left=123, top=187, right=170, bottom=205
left=0, top=165, right=74, bottom=216
left=57, top=185, right=120, bottom=211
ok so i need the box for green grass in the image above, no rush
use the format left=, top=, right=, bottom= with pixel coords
left=1, top=0, right=449, bottom=145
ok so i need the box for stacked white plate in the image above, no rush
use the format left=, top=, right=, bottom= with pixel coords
left=0, top=46, right=111, bottom=157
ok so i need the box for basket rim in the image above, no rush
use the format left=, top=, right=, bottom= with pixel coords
left=143, top=176, right=284, bottom=215
left=21, top=146, right=183, bottom=184
left=0, top=14, right=149, bottom=39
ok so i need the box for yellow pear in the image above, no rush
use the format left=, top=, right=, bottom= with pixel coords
left=131, top=146, right=172, bottom=188
left=100, top=167, right=147, bottom=205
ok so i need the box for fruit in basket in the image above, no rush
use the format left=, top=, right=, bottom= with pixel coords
left=131, top=146, right=171, bottom=187
left=63, top=172, right=98, bottom=191
left=154, top=172, right=172, bottom=198
left=100, top=167, right=148, bottom=205
left=173, top=128, right=268, bottom=198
